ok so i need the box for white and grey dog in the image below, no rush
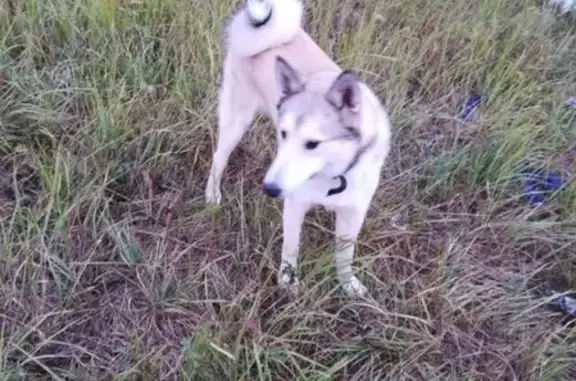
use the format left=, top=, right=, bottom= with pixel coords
left=205, top=0, right=392, bottom=297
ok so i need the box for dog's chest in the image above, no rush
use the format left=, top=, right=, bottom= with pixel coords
left=289, top=172, right=379, bottom=209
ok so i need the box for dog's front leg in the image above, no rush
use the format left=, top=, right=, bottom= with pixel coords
left=334, top=206, right=369, bottom=297
left=278, top=198, right=310, bottom=295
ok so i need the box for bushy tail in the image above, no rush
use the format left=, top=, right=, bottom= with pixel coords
left=225, top=0, right=304, bottom=58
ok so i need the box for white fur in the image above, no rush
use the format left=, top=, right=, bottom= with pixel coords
left=206, top=0, right=392, bottom=298
left=246, top=0, right=272, bottom=23
left=226, top=0, right=304, bottom=58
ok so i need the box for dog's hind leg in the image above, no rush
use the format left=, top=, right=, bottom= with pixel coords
left=334, top=206, right=369, bottom=298
left=205, top=58, right=261, bottom=205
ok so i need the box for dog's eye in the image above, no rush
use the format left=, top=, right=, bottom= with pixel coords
left=304, top=140, right=320, bottom=150
left=281, top=130, right=287, bottom=139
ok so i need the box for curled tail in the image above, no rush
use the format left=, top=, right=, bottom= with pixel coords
left=225, top=0, right=304, bottom=58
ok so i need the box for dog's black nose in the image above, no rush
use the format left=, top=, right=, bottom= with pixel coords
left=262, top=183, right=281, bottom=198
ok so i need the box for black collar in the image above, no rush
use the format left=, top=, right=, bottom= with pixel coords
left=326, top=175, right=347, bottom=196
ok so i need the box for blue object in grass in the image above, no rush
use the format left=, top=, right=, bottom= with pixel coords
left=460, top=95, right=482, bottom=121
left=552, top=290, right=576, bottom=318
left=522, top=169, right=564, bottom=205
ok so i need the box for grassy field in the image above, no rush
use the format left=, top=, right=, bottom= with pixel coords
left=1, top=0, right=576, bottom=379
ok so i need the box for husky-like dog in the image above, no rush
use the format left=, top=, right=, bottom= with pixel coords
left=205, top=0, right=392, bottom=297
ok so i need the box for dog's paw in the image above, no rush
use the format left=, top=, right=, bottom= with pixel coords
left=341, top=276, right=368, bottom=298
left=278, top=263, right=299, bottom=295
left=205, top=186, right=222, bottom=206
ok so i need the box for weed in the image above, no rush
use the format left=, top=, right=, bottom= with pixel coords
left=0, top=0, right=575, bottom=380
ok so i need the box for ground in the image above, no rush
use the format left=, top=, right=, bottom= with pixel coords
left=1, top=0, right=576, bottom=380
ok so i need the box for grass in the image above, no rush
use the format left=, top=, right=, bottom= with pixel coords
left=1, top=0, right=576, bottom=379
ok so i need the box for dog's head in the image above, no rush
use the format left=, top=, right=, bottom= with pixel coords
left=262, top=56, right=373, bottom=199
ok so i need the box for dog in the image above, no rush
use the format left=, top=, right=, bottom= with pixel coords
left=205, top=0, right=392, bottom=297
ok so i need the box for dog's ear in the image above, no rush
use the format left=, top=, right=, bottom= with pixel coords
left=325, top=70, right=361, bottom=113
left=275, top=56, right=305, bottom=96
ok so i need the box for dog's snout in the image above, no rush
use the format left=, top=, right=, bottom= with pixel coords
left=263, top=183, right=282, bottom=198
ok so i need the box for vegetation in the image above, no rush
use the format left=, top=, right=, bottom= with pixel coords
left=0, top=0, right=575, bottom=379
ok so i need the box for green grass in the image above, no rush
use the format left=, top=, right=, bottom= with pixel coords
left=1, top=0, right=576, bottom=379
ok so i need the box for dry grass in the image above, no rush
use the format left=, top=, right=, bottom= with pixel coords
left=1, top=0, right=576, bottom=379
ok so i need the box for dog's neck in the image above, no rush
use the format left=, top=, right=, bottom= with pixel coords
left=325, top=135, right=378, bottom=197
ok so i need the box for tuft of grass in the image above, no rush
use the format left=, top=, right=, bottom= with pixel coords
left=1, top=0, right=576, bottom=379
